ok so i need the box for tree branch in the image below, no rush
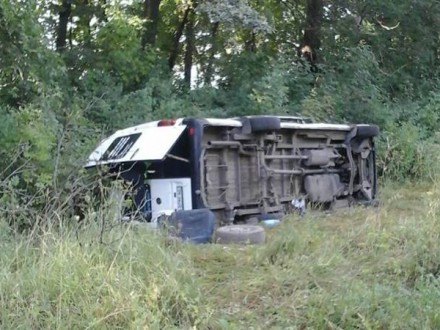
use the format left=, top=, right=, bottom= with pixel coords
left=168, top=7, right=191, bottom=70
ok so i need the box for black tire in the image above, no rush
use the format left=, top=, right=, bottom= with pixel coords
left=248, top=116, right=281, bottom=132
left=355, top=125, right=380, bottom=138
left=215, top=225, right=266, bottom=244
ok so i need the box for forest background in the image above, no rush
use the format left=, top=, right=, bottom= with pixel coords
left=1, top=0, right=440, bottom=196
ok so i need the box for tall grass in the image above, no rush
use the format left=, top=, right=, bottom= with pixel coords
left=188, top=182, right=440, bottom=328
left=0, top=224, right=212, bottom=329
left=2, top=182, right=440, bottom=328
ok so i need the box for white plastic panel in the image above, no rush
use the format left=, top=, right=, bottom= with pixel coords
left=204, top=118, right=243, bottom=127
left=86, top=125, right=186, bottom=167
left=146, top=178, right=192, bottom=221
left=280, top=122, right=351, bottom=131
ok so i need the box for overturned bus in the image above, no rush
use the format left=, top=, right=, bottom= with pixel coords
left=85, top=116, right=379, bottom=225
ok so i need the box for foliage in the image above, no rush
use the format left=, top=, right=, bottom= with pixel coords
left=376, top=122, right=439, bottom=182
left=198, top=0, right=272, bottom=33
left=84, top=8, right=155, bottom=92
left=0, top=0, right=65, bottom=106
left=376, top=93, right=440, bottom=182
left=302, top=45, right=387, bottom=124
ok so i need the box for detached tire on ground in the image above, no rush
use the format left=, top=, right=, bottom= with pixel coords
left=215, top=225, right=266, bottom=245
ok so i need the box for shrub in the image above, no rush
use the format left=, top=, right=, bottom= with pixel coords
left=376, top=121, right=440, bottom=182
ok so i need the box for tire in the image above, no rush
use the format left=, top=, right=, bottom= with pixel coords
left=248, top=116, right=281, bottom=132
left=355, top=125, right=380, bottom=138
left=215, top=225, right=266, bottom=245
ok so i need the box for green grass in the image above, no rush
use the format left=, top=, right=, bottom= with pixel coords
left=2, top=182, right=440, bottom=329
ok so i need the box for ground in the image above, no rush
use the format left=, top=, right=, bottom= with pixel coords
left=2, top=181, right=440, bottom=329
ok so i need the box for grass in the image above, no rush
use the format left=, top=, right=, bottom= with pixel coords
left=2, top=181, right=440, bottom=328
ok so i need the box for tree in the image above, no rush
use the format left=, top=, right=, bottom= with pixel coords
left=300, top=0, right=323, bottom=69
left=56, top=0, right=72, bottom=51
left=183, top=5, right=195, bottom=88
left=142, top=0, right=161, bottom=48
left=168, top=5, right=191, bottom=70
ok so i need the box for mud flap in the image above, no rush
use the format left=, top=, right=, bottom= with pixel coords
left=161, top=209, right=215, bottom=244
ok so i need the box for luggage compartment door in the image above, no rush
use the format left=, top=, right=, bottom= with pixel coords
left=146, top=178, right=192, bottom=220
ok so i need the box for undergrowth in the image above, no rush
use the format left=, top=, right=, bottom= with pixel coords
left=0, top=225, right=212, bottom=329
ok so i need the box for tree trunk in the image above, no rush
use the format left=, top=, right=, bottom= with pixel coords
left=168, top=7, right=191, bottom=70
left=245, top=32, right=256, bottom=52
left=56, top=0, right=72, bottom=52
left=183, top=8, right=195, bottom=89
left=142, top=0, right=161, bottom=48
left=81, top=0, right=93, bottom=46
left=98, top=0, right=108, bottom=22
left=300, top=0, right=323, bottom=67
left=204, top=22, right=219, bottom=86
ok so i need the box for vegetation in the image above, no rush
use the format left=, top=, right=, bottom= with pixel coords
left=0, top=0, right=439, bottom=186
left=1, top=184, right=440, bottom=328
left=1, top=0, right=440, bottom=327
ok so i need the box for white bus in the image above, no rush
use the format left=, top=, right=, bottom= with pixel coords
left=86, top=116, right=379, bottom=225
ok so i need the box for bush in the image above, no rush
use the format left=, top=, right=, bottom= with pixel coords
left=376, top=122, right=440, bottom=182
left=301, top=46, right=387, bottom=125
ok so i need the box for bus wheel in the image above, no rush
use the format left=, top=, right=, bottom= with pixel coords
left=355, top=125, right=380, bottom=138
left=249, top=116, right=281, bottom=132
